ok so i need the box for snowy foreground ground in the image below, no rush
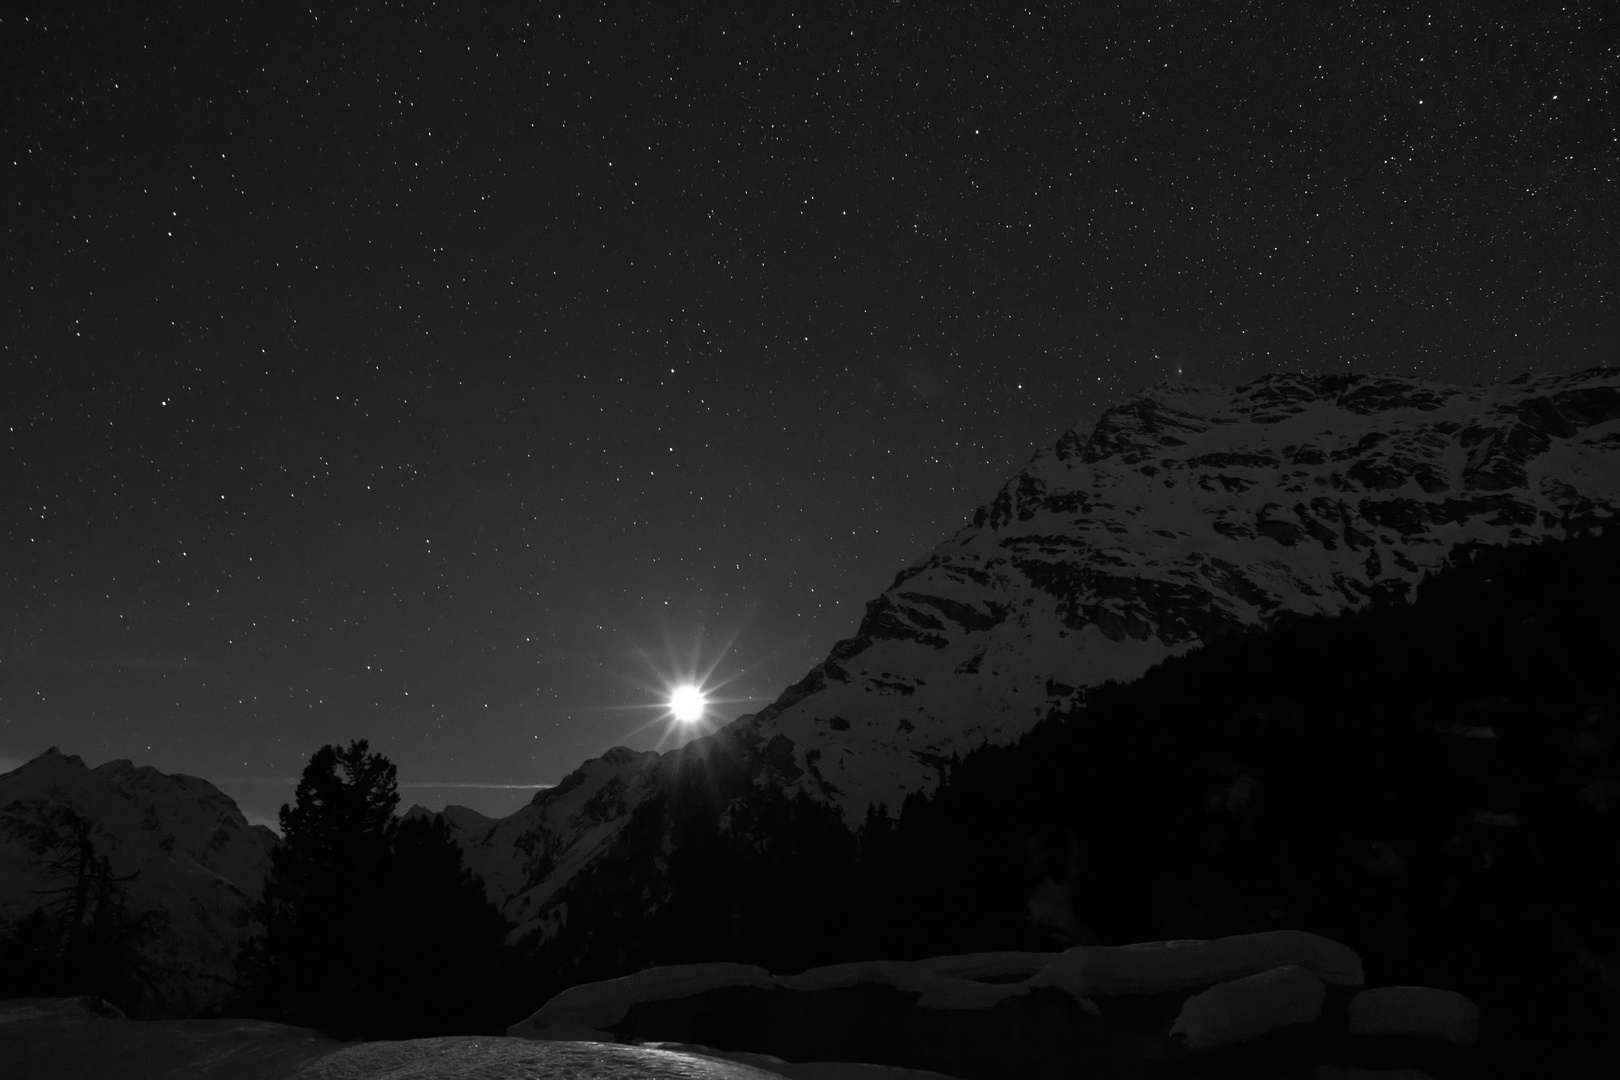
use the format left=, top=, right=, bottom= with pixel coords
left=0, top=1000, right=955, bottom=1080
left=289, top=1037, right=960, bottom=1080
left=0, top=997, right=344, bottom=1080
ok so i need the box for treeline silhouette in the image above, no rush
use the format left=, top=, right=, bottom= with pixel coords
left=227, top=740, right=518, bottom=1038
left=523, top=527, right=1619, bottom=1078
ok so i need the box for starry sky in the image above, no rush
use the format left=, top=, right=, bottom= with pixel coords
left=2, top=1, right=1615, bottom=829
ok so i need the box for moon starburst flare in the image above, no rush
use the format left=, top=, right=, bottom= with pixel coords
left=594, top=622, right=761, bottom=749
left=669, top=684, right=707, bottom=723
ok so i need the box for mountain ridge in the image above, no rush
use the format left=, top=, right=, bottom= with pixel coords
left=437, top=367, right=1620, bottom=944
left=6, top=367, right=1619, bottom=1010
left=0, top=747, right=278, bottom=1017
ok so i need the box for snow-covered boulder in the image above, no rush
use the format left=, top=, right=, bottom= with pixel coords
left=774, top=959, right=1098, bottom=1013
left=1028, top=929, right=1363, bottom=997
left=519, top=963, right=776, bottom=1035
left=1347, top=986, right=1481, bottom=1045
left=510, top=954, right=1101, bottom=1040
left=511, top=953, right=1104, bottom=1080
left=512, top=932, right=1361, bottom=1059
left=1169, top=964, right=1327, bottom=1049
left=505, top=931, right=1487, bottom=1079
left=914, top=952, right=1057, bottom=982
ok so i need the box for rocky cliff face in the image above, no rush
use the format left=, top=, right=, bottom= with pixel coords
left=450, top=367, right=1620, bottom=943
left=720, top=368, right=1620, bottom=821
left=0, top=749, right=278, bottom=1017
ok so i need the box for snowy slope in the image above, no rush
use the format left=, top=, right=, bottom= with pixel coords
left=0, top=749, right=278, bottom=1016
left=713, top=368, right=1620, bottom=819
left=405, top=746, right=663, bottom=939
left=464, top=367, right=1620, bottom=941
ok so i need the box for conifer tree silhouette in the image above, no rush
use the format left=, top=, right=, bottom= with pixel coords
left=239, top=741, right=397, bottom=1032
left=237, top=739, right=513, bottom=1037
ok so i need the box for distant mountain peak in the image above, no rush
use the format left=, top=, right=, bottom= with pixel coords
left=598, top=745, right=653, bottom=767
left=30, top=745, right=87, bottom=769
left=0, top=749, right=276, bottom=1017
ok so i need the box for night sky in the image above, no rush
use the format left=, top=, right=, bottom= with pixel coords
left=3, top=1, right=1615, bottom=828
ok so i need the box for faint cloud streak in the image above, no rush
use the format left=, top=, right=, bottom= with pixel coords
left=222, top=776, right=554, bottom=791
left=400, top=781, right=556, bottom=791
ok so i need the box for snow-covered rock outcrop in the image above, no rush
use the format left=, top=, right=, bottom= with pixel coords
left=0, top=749, right=277, bottom=1017
left=1168, top=964, right=1327, bottom=1049
left=1347, top=985, right=1482, bottom=1045
left=508, top=930, right=1475, bottom=1080
left=524, top=963, right=779, bottom=1034
left=513, top=956, right=1107, bottom=1042
left=1028, top=930, right=1363, bottom=996
left=512, top=930, right=1357, bottom=1040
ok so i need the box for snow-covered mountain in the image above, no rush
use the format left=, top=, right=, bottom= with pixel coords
left=10, top=369, right=1620, bottom=997
left=444, top=367, right=1620, bottom=942
left=719, top=367, right=1620, bottom=819
left=0, top=748, right=278, bottom=1017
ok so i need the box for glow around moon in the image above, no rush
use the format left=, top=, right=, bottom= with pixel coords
left=669, top=684, right=707, bottom=723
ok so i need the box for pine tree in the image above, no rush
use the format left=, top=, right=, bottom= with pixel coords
left=239, top=741, right=398, bottom=1031
left=236, top=739, right=514, bottom=1037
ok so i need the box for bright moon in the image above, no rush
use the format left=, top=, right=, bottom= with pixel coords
left=669, top=685, right=707, bottom=723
